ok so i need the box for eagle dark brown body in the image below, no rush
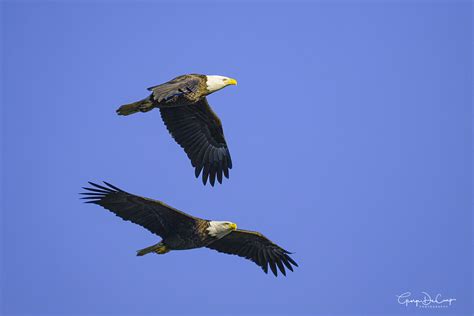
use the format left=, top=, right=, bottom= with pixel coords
left=162, top=220, right=214, bottom=250
left=119, top=74, right=208, bottom=113
left=116, top=74, right=236, bottom=186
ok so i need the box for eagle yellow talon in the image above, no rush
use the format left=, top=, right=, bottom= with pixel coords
left=155, top=245, right=170, bottom=254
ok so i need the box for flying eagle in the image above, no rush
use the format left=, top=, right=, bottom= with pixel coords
left=116, top=74, right=237, bottom=186
left=81, top=182, right=298, bottom=277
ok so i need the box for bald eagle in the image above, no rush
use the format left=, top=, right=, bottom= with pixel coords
left=116, top=74, right=237, bottom=186
left=81, top=182, right=298, bottom=276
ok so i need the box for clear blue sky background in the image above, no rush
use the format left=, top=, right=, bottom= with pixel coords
left=1, top=1, right=472, bottom=315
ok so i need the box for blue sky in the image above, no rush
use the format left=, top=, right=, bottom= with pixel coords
left=1, top=1, right=472, bottom=315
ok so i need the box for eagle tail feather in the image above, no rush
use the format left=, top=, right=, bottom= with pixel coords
left=136, top=242, right=169, bottom=256
left=116, top=98, right=153, bottom=116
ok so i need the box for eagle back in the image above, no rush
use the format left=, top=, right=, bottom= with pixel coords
left=149, top=74, right=207, bottom=107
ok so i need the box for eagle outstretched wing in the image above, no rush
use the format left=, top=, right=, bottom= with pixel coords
left=80, top=182, right=199, bottom=238
left=147, top=75, right=201, bottom=103
left=160, top=98, right=232, bottom=186
left=206, top=229, right=298, bottom=276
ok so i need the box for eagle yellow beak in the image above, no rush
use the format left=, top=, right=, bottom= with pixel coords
left=229, top=223, right=238, bottom=230
left=227, top=78, right=237, bottom=86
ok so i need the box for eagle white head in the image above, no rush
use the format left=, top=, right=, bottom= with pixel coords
left=207, top=221, right=238, bottom=239
left=205, top=75, right=237, bottom=94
